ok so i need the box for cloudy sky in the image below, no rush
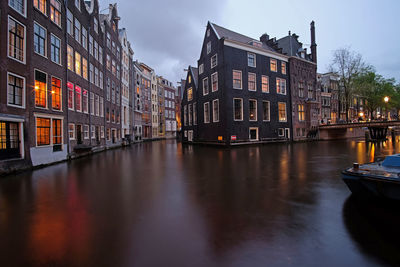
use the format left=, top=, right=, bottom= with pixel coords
left=100, top=0, right=399, bottom=86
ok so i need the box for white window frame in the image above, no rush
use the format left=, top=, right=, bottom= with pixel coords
left=50, top=33, right=62, bottom=65
left=278, top=102, right=287, bottom=122
left=211, top=54, right=217, bottom=68
left=203, top=77, right=209, bottom=96
left=233, top=70, right=242, bottom=89
left=249, top=127, right=259, bottom=141
left=233, top=98, right=243, bottom=121
left=207, top=41, right=211, bottom=54
left=281, top=62, right=287, bottom=75
left=8, top=16, right=26, bottom=64
left=9, top=0, right=27, bottom=17
left=199, top=64, right=204, bottom=75
left=248, top=52, right=256, bottom=67
left=270, top=59, right=277, bottom=72
left=262, top=101, right=270, bottom=122
left=7, top=72, right=26, bottom=109
left=213, top=99, right=219, bottom=123
left=69, top=123, right=75, bottom=140
left=204, top=102, right=210, bottom=124
left=248, top=72, right=256, bottom=91
left=84, top=124, right=89, bottom=139
left=261, top=75, right=269, bottom=93
left=211, top=72, right=218, bottom=92
left=249, top=99, right=257, bottom=121
left=34, top=68, right=48, bottom=109
left=276, top=78, right=287, bottom=95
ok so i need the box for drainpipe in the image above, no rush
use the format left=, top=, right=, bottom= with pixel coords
left=64, top=0, right=71, bottom=158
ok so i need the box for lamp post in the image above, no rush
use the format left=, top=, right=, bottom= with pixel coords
left=384, top=96, right=390, bottom=120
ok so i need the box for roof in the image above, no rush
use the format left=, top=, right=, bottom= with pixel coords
left=210, top=22, right=276, bottom=52
left=190, top=66, right=198, bottom=89
left=276, top=35, right=312, bottom=61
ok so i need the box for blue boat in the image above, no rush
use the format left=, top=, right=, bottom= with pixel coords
left=342, top=154, right=400, bottom=200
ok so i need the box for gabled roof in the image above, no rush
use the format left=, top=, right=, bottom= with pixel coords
left=210, top=22, right=276, bottom=52
left=276, top=35, right=312, bottom=61
left=189, top=66, right=198, bottom=89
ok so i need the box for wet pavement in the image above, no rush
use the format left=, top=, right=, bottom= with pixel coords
left=1, top=139, right=400, bottom=267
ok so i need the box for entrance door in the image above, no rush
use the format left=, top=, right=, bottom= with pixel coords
left=249, top=127, right=258, bottom=141
left=0, top=121, right=20, bottom=160
left=76, top=125, right=82, bottom=144
left=188, top=130, right=193, bottom=142
left=112, top=129, right=116, bottom=143
left=285, top=128, right=290, bottom=139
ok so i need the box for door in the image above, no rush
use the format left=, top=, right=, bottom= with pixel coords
left=285, top=128, right=290, bottom=139
left=249, top=127, right=258, bottom=141
left=188, top=130, right=193, bottom=142
left=0, top=121, right=20, bottom=160
left=96, top=126, right=100, bottom=144
left=76, top=125, right=82, bottom=144
left=112, top=129, right=116, bottom=143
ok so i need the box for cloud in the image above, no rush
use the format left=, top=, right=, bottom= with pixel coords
left=99, top=0, right=228, bottom=86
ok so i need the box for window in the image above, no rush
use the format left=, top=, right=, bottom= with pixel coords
left=261, top=75, right=269, bottom=93
left=67, top=10, right=73, bottom=35
left=308, top=84, right=313, bottom=99
left=34, top=0, right=46, bottom=14
left=34, top=22, right=46, bottom=57
left=188, top=104, right=192, bottom=126
left=249, top=99, right=257, bottom=121
left=193, top=103, right=197, bottom=125
left=68, top=123, right=75, bottom=140
left=95, top=95, right=99, bottom=116
left=90, top=92, right=94, bottom=115
left=81, top=89, right=88, bottom=113
left=67, top=45, right=73, bottom=71
left=101, top=126, right=104, bottom=138
left=278, top=102, right=287, bottom=122
left=35, top=70, right=47, bottom=108
left=199, top=64, right=204, bottom=75
left=89, top=35, right=93, bottom=56
left=270, top=59, right=277, bottom=72
left=213, top=99, right=219, bottom=122
left=233, top=70, right=242, bottom=89
left=50, top=34, right=61, bottom=64
left=112, top=60, right=116, bottom=75
left=106, top=78, right=110, bottom=101
left=8, top=17, right=26, bottom=63
left=75, top=52, right=81, bottom=75
left=84, top=125, right=89, bottom=139
left=100, top=97, right=104, bottom=117
left=94, top=41, right=98, bottom=61
left=248, top=53, right=256, bottom=67
left=82, top=27, right=87, bottom=49
left=51, top=77, right=61, bottom=110
left=204, top=102, right=210, bottom=123
left=211, top=54, right=217, bottom=68
left=298, top=82, right=304, bottom=98
left=211, top=72, right=218, bottom=92
left=106, top=107, right=110, bottom=122
left=75, top=0, right=80, bottom=10
left=99, top=71, right=104, bottom=89
left=67, top=82, right=74, bottom=110
left=7, top=73, right=25, bottom=108
left=82, top=57, right=88, bottom=80
left=94, top=18, right=98, bottom=34
left=187, top=87, right=193, bottom=101
left=50, top=0, right=61, bottom=26
left=248, top=73, right=256, bottom=91
left=281, top=62, right=286, bottom=74
left=233, top=98, right=243, bottom=121
left=203, top=77, right=209, bottom=95
left=262, top=101, right=270, bottom=121
left=207, top=29, right=210, bottom=37
left=53, top=119, right=62, bottom=147
left=276, top=78, right=286, bottom=95
left=107, top=32, right=111, bottom=49
left=207, top=41, right=211, bottom=54
left=94, top=67, right=98, bottom=86
left=99, top=47, right=103, bottom=64
left=0, top=121, right=20, bottom=159
left=74, top=18, right=81, bottom=43
left=36, top=118, right=50, bottom=146
left=9, top=0, right=26, bottom=16
left=91, top=125, right=95, bottom=139
left=75, top=86, right=82, bottom=112
left=298, top=104, right=305, bottom=121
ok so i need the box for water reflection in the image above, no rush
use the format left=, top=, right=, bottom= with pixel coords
left=1, top=139, right=400, bottom=266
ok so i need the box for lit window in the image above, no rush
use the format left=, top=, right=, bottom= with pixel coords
left=75, top=86, right=82, bottom=112
left=75, top=51, right=81, bottom=75
left=233, top=70, right=242, bottom=89
left=270, top=59, right=277, bottom=72
left=82, top=57, right=88, bottom=80
left=34, top=70, right=47, bottom=108
left=67, top=45, right=74, bottom=71
left=204, top=102, right=210, bottom=123
left=213, top=99, right=219, bottom=123
left=262, top=101, right=270, bottom=121
left=36, top=118, right=50, bottom=146
left=67, top=82, right=74, bottom=110
left=281, top=62, right=287, bottom=74
left=211, top=72, right=218, bottom=92
left=248, top=73, right=256, bottom=91
left=34, top=0, right=46, bottom=15
left=68, top=123, right=75, bottom=140
left=233, top=98, right=243, bottom=121
left=298, top=104, right=305, bottom=121
left=276, top=78, right=286, bottom=95
left=50, top=0, right=61, bottom=26
left=248, top=53, right=256, bottom=67
left=278, top=102, right=287, bottom=122
left=53, top=119, right=62, bottom=147
left=187, top=87, right=193, bottom=101
left=82, top=89, right=88, bottom=113
left=7, top=73, right=25, bottom=108
left=51, top=77, right=61, bottom=110
left=211, top=54, right=217, bottom=68
left=249, top=99, right=257, bottom=121
left=203, top=77, right=209, bottom=95
left=9, top=0, right=26, bottom=16
left=8, top=17, right=26, bottom=63
left=261, top=75, right=269, bottom=93
left=50, top=34, right=61, bottom=64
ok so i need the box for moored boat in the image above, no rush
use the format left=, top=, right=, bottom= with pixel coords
left=342, top=154, right=400, bottom=200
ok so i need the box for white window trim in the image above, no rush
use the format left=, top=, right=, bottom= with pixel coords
left=233, top=98, right=243, bottom=121
left=207, top=41, right=211, bottom=54
left=50, top=33, right=62, bottom=66
left=34, top=115, right=64, bottom=148
left=84, top=124, right=89, bottom=139
left=270, top=59, right=278, bottom=72
left=213, top=99, right=219, bottom=123
left=7, top=71, right=26, bottom=109
left=211, top=72, right=218, bottom=92
left=248, top=52, right=256, bottom=67
left=248, top=72, right=257, bottom=91
left=211, top=54, right=217, bottom=68
left=249, top=99, right=257, bottom=121
left=276, top=78, right=287, bottom=95
left=69, top=123, right=75, bottom=140
left=249, top=127, right=259, bottom=141
left=50, top=75, right=63, bottom=112
left=199, top=63, right=204, bottom=75
left=7, top=15, right=26, bottom=65
left=261, top=75, right=269, bottom=93
left=278, top=102, right=287, bottom=122
left=68, top=82, right=75, bottom=111
left=262, top=101, right=270, bottom=122
left=34, top=68, right=48, bottom=110
left=233, top=70, right=242, bottom=89
left=204, top=102, right=210, bottom=124
left=34, top=21, right=48, bottom=58
left=8, top=0, right=27, bottom=17
left=281, top=62, right=287, bottom=75
left=203, top=77, right=209, bottom=96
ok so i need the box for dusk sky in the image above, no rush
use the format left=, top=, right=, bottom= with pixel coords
left=100, top=0, right=399, bottom=86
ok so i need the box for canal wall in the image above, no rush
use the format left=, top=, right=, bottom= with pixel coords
left=318, top=127, right=367, bottom=141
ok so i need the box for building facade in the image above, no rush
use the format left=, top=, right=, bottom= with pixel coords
left=161, top=77, right=177, bottom=138
left=151, top=72, right=158, bottom=138
left=132, top=61, right=143, bottom=140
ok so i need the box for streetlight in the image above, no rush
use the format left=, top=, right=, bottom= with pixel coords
left=384, top=96, right=390, bottom=120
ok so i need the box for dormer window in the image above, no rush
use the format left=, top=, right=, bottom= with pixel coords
left=249, top=40, right=262, bottom=48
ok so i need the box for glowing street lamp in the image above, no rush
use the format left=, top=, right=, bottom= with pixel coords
left=384, top=96, right=390, bottom=120
left=384, top=96, right=390, bottom=103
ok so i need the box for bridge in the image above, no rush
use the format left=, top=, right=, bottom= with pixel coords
left=318, top=121, right=400, bottom=141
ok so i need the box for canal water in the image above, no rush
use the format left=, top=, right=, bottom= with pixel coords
left=1, top=139, right=400, bottom=266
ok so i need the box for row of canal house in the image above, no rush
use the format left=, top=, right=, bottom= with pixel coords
left=181, top=21, right=319, bottom=144
left=0, top=0, right=139, bottom=173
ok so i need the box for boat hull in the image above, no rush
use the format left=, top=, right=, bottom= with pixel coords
left=342, top=171, right=400, bottom=201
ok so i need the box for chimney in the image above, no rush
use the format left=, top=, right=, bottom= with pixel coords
left=260, top=33, right=269, bottom=43
left=310, top=21, right=317, bottom=64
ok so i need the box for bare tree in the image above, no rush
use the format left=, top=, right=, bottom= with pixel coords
left=330, top=48, right=367, bottom=122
